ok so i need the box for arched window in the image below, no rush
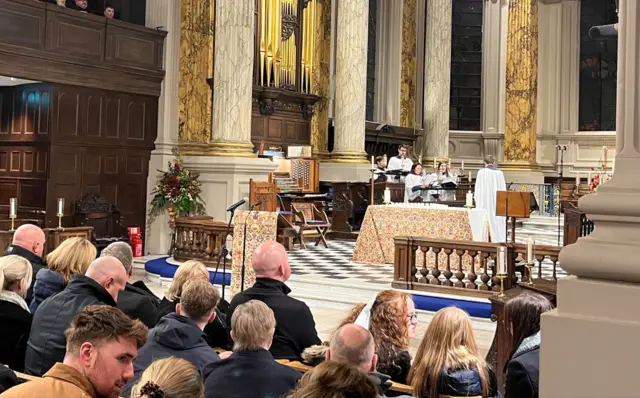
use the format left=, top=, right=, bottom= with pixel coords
left=449, top=0, right=483, bottom=131
left=578, top=0, right=618, bottom=131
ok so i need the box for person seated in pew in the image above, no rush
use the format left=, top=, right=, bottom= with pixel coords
left=0, top=256, right=33, bottom=373
left=227, top=241, right=321, bottom=360
left=504, top=293, right=553, bottom=398
left=326, top=324, right=413, bottom=398
left=24, top=256, right=129, bottom=377
left=3, top=224, right=46, bottom=304
left=100, top=242, right=159, bottom=328
left=30, top=237, right=96, bottom=313
left=129, top=357, right=204, bottom=398
left=289, top=361, right=379, bottom=398
left=374, top=156, right=388, bottom=182
left=0, top=363, right=19, bottom=394
left=121, top=279, right=220, bottom=397
left=408, top=307, right=499, bottom=398
left=1, top=305, right=147, bottom=398
left=155, top=260, right=231, bottom=349
left=203, top=300, right=301, bottom=398
left=404, top=164, right=433, bottom=203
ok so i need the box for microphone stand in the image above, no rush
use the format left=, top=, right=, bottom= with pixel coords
left=557, top=146, right=567, bottom=247
left=212, top=208, right=236, bottom=301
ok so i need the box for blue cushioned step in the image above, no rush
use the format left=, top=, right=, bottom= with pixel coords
left=145, top=257, right=231, bottom=286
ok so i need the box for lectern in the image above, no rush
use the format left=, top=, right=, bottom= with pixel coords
left=496, top=191, right=539, bottom=242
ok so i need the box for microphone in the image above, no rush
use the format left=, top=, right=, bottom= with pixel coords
left=250, top=201, right=262, bottom=210
left=226, top=197, right=248, bottom=212
left=506, top=182, right=514, bottom=190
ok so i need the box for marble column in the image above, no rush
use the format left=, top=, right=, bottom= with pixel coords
left=310, top=0, right=331, bottom=160
left=502, top=0, right=542, bottom=182
left=209, top=0, right=255, bottom=157
left=330, top=0, right=368, bottom=163
left=400, top=0, right=417, bottom=129
left=144, top=0, right=181, bottom=255
left=422, top=0, right=452, bottom=164
left=541, top=1, right=640, bottom=396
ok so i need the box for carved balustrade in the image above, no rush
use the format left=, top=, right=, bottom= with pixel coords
left=173, top=217, right=231, bottom=265
left=563, top=202, right=594, bottom=246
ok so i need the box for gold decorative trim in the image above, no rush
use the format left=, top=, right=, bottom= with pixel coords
left=500, top=160, right=541, bottom=172
left=310, top=0, right=331, bottom=159
left=400, top=0, right=417, bottom=129
left=179, top=142, right=256, bottom=157
left=328, top=151, right=369, bottom=163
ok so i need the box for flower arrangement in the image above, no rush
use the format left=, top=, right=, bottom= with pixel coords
left=149, top=148, right=206, bottom=223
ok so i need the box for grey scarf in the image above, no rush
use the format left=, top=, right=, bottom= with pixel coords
left=514, top=330, right=541, bottom=357
left=0, top=290, right=30, bottom=313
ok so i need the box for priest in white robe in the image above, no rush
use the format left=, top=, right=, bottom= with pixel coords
left=475, top=155, right=507, bottom=242
left=387, top=145, right=413, bottom=174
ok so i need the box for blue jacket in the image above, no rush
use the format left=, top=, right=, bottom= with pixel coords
left=122, top=313, right=220, bottom=396
left=203, top=349, right=301, bottom=398
left=29, top=268, right=65, bottom=313
left=423, top=367, right=500, bottom=398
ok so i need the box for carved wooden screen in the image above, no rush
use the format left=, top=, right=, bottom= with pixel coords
left=249, top=179, right=278, bottom=212
left=255, top=0, right=317, bottom=93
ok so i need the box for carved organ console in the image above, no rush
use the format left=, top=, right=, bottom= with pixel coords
left=252, top=0, right=321, bottom=152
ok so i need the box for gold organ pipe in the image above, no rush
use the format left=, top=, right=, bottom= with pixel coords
left=265, top=0, right=273, bottom=86
left=275, top=0, right=281, bottom=87
left=309, top=0, right=315, bottom=93
left=260, top=0, right=266, bottom=86
left=291, top=31, right=296, bottom=85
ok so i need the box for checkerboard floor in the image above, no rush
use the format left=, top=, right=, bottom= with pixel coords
left=287, top=239, right=568, bottom=285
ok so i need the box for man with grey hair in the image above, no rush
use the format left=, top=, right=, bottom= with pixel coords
left=100, top=242, right=159, bottom=327
left=327, top=324, right=412, bottom=398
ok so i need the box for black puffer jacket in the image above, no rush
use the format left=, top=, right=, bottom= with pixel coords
left=24, top=274, right=118, bottom=376
left=422, top=367, right=500, bottom=398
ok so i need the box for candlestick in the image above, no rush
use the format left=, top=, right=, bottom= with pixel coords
left=465, top=191, right=473, bottom=208
left=527, top=236, right=533, bottom=264
left=9, top=198, right=17, bottom=218
left=497, top=246, right=507, bottom=275
left=496, top=274, right=507, bottom=298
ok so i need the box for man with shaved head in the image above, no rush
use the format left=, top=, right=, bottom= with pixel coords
left=25, top=256, right=130, bottom=376
left=4, top=224, right=46, bottom=302
left=227, top=241, right=320, bottom=360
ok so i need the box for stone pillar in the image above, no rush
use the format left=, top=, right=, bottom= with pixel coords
left=144, top=0, right=181, bottom=255
left=502, top=0, right=543, bottom=183
left=209, top=0, right=255, bottom=157
left=183, top=0, right=275, bottom=220
left=400, top=0, right=417, bottom=129
left=422, top=0, right=452, bottom=165
left=310, top=0, right=331, bottom=160
left=321, top=0, right=370, bottom=181
left=540, top=1, right=640, bottom=397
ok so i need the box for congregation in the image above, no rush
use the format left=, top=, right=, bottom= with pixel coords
left=0, top=224, right=549, bottom=398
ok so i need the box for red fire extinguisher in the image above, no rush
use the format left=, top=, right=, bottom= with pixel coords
left=128, top=227, right=143, bottom=257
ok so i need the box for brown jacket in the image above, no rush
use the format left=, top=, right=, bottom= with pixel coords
left=0, top=363, right=97, bottom=398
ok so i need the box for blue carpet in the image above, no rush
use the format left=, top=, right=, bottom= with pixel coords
left=412, top=294, right=492, bottom=318
left=145, top=257, right=231, bottom=286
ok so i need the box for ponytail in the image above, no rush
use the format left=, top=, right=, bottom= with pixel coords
left=0, top=255, right=33, bottom=296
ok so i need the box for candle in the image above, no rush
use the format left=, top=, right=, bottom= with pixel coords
left=469, top=170, right=473, bottom=181
left=497, top=246, right=506, bottom=274
left=465, top=191, right=473, bottom=207
left=433, top=158, right=437, bottom=169
left=575, top=171, right=580, bottom=185
left=9, top=198, right=16, bottom=218
left=57, top=198, right=64, bottom=215
left=384, top=188, right=391, bottom=204
left=461, top=160, right=465, bottom=172
left=371, top=156, right=374, bottom=169
left=383, top=154, right=387, bottom=164
left=527, top=236, right=533, bottom=263
left=418, top=155, right=422, bottom=165
left=587, top=172, right=592, bottom=186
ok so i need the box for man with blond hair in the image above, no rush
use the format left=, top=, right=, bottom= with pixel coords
left=122, top=279, right=221, bottom=397
left=227, top=240, right=320, bottom=360
left=101, top=242, right=159, bottom=327
left=4, top=224, right=46, bottom=302
left=1, top=305, right=147, bottom=398
left=204, top=300, right=300, bottom=398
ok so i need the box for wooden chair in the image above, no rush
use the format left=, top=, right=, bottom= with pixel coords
left=74, top=194, right=125, bottom=239
left=291, top=203, right=330, bottom=249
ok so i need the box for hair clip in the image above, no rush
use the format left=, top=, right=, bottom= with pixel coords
left=140, top=381, right=165, bottom=398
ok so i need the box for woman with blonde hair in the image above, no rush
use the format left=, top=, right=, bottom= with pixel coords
left=408, top=306, right=498, bottom=398
left=129, top=357, right=204, bottom=398
left=291, top=361, right=378, bottom=398
left=339, top=290, right=417, bottom=386
left=30, top=237, right=96, bottom=312
left=155, top=260, right=230, bottom=348
left=0, top=255, right=33, bottom=371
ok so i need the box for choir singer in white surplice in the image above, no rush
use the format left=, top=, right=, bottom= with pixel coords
left=475, top=155, right=507, bottom=242
left=405, top=163, right=433, bottom=202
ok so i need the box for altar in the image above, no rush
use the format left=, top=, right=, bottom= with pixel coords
left=352, top=205, right=489, bottom=265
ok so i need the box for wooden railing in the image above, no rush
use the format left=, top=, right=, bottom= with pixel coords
left=563, top=202, right=594, bottom=246
left=173, top=217, right=230, bottom=265
left=393, top=238, right=562, bottom=299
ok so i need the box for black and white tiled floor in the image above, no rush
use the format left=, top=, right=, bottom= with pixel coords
left=287, top=238, right=568, bottom=285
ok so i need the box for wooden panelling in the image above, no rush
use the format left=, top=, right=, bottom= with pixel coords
left=0, top=0, right=46, bottom=50
left=105, top=20, right=163, bottom=70
left=45, top=7, right=106, bottom=63
left=0, top=85, right=52, bottom=142
left=19, top=180, right=46, bottom=209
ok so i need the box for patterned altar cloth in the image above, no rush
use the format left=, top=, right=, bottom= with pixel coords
left=231, top=210, right=278, bottom=295
left=352, top=205, right=489, bottom=265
